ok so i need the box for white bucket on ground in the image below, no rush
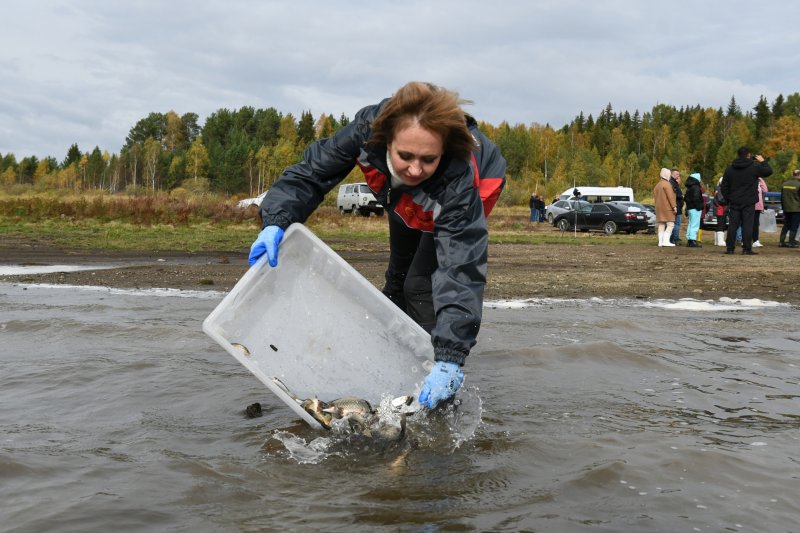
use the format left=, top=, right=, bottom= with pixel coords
left=760, top=209, right=777, bottom=233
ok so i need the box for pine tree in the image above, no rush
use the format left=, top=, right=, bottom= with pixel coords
left=297, top=110, right=316, bottom=146
left=726, top=96, right=742, bottom=118
left=753, top=95, right=771, bottom=137
left=62, top=144, right=81, bottom=168
left=772, top=94, right=785, bottom=119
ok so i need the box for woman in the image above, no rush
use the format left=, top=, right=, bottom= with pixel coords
left=653, top=168, right=677, bottom=247
left=683, top=172, right=704, bottom=247
left=248, top=82, right=506, bottom=409
left=752, top=177, right=769, bottom=247
left=713, top=176, right=728, bottom=246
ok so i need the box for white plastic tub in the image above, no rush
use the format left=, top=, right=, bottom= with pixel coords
left=202, top=223, right=433, bottom=428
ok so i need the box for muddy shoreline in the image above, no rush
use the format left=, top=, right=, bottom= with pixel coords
left=2, top=231, right=798, bottom=304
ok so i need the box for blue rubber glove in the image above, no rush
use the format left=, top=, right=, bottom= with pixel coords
left=418, top=361, right=464, bottom=409
left=248, top=226, right=284, bottom=267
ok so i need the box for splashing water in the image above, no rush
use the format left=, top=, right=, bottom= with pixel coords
left=266, top=387, right=484, bottom=463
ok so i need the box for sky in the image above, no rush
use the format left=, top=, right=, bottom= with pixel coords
left=2, top=0, right=799, bottom=161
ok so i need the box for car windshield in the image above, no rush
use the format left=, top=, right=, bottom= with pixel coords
left=358, top=185, right=372, bottom=194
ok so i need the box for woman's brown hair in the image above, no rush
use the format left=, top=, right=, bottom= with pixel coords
left=369, top=82, right=477, bottom=161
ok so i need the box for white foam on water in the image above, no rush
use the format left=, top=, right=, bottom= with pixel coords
left=269, top=431, right=332, bottom=464
left=643, top=297, right=787, bottom=311
left=0, top=264, right=116, bottom=275
left=485, top=297, right=577, bottom=309
left=1, top=281, right=225, bottom=300
left=3, top=280, right=789, bottom=309
left=486, top=296, right=789, bottom=311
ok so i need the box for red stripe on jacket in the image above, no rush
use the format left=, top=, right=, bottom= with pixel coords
left=471, top=153, right=503, bottom=217
left=358, top=156, right=501, bottom=232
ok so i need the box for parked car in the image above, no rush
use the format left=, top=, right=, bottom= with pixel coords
left=700, top=190, right=779, bottom=229
left=557, top=186, right=635, bottom=203
left=608, top=201, right=655, bottom=234
left=642, top=204, right=656, bottom=234
left=237, top=190, right=269, bottom=208
left=763, top=191, right=784, bottom=224
left=336, top=182, right=384, bottom=216
left=553, top=201, right=649, bottom=235
left=702, top=192, right=724, bottom=229
left=545, top=199, right=590, bottom=225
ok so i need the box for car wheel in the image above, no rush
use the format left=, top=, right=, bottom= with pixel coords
left=376, top=209, right=384, bottom=217
left=547, top=212, right=554, bottom=224
left=360, top=209, right=370, bottom=217
left=603, top=221, right=617, bottom=235
left=350, top=205, right=359, bottom=216
left=339, top=206, right=345, bottom=215
left=557, top=219, right=570, bottom=232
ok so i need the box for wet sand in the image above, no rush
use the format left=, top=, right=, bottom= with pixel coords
left=2, top=232, right=798, bottom=303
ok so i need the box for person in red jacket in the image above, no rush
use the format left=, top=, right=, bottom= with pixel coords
left=248, top=82, right=506, bottom=409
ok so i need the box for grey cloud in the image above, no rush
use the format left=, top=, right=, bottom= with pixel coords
left=2, top=0, right=799, bottom=159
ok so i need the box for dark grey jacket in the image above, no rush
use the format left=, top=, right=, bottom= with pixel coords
left=259, top=100, right=506, bottom=365
left=721, top=158, right=773, bottom=207
left=670, top=178, right=684, bottom=212
left=683, top=175, right=704, bottom=212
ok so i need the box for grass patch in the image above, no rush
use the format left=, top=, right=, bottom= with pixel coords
left=0, top=194, right=659, bottom=252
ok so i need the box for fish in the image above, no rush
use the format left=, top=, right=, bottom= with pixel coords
left=321, top=397, right=374, bottom=420
left=231, top=342, right=251, bottom=356
left=271, top=377, right=414, bottom=441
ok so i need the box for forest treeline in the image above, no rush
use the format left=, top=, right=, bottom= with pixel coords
left=2, top=93, right=800, bottom=205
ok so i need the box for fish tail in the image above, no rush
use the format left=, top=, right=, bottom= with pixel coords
left=272, top=377, right=302, bottom=404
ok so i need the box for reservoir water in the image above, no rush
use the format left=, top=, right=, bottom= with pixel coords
left=1, top=281, right=798, bottom=532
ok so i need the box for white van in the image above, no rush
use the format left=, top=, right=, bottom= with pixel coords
left=559, top=186, right=634, bottom=203
left=336, top=183, right=384, bottom=216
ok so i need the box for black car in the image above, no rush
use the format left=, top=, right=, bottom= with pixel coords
left=553, top=202, right=649, bottom=235
left=607, top=201, right=656, bottom=234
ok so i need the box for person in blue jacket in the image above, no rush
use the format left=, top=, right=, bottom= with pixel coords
left=248, top=81, right=506, bottom=409
left=683, top=172, right=704, bottom=247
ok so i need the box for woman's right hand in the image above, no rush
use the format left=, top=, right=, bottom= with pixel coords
left=248, top=226, right=284, bottom=267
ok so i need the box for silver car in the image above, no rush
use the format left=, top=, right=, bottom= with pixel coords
left=545, top=199, right=590, bottom=225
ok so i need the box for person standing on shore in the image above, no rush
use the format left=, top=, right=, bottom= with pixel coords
left=537, top=195, right=546, bottom=223
left=779, top=169, right=800, bottom=247
left=529, top=193, right=539, bottom=222
left=751, top=177, right=769, bottom=247
left=669, top=169, right=684, bottom=245
left=683, top=172, right=704, bottom=247
left=713, top=176, right=728, bottom=246
left=720, top=147, right=773, bottom=255
left=248, top=81, right=506, bottom=409
left=654, top=168, right=677, bottom=247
